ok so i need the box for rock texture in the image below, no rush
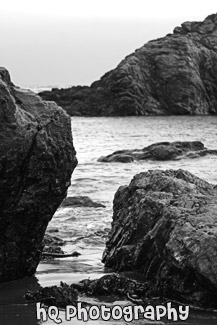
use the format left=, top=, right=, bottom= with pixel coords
left=26, top=274, right=150, bottom=306
left=39, top=14, right=217, bottom=116
left=102, top=169, right=217, bottom=307
left=0, top=67, right=77, bottom=282
left=98, top=141, right=217, bottom=162
left=26, top=282, right=78, bottom=307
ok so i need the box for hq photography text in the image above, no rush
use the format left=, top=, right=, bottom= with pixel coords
left=36, top=302, right=190, bottom=323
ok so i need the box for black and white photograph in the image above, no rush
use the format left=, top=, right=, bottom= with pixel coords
left=1, top=0, right=217, bottom=324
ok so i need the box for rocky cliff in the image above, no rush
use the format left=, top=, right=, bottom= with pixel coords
left=39, top=14, right=217, bottom=116
left=102, top=169, right=217, bottom=307
left=0, top=67, right=77, bottom=282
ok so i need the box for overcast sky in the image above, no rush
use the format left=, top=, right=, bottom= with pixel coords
left=0, top=0, right=217, bottom=88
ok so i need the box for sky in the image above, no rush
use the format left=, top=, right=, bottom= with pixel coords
left=0, top=0, right=217, bottom=88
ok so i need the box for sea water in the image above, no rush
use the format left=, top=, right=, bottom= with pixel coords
left=1, top=116, right=217, bottom=324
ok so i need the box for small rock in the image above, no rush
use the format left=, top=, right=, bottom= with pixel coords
left=42, top=234, right=65, bottom=259
left=25, top=282, right=78, bottom=308
left=98, top=154, right=134, bottom=163
left=61, top=196, right=106, bottom=208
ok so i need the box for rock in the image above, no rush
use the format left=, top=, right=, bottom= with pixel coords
left=40, top=14, right=217, bottom=116
left=25, top=274, right=150, bottom=306
left=24, top=272, right=212, bottom=318
left=98, top=154, right=135, bottom=163
left=42, top=234, right=65, bottom=257
left=61, top=196, right=106, bottom=208
left=42, top=234, right=81, bottom=259
left=25, top=282, right=78, bottom=307
left=98, top=141, right=217, bottom=162
left=102, top=169, right=217, bottom=308
left=0, top=67, right=77, bottom=283
left=26, top=274, right=150, bottom=307
left=43, top=234, right=64, bottom=247
left=72, top=274, right=149, bottom=300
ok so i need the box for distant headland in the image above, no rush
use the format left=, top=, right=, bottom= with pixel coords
left=39, top=14, right=217, bottom=116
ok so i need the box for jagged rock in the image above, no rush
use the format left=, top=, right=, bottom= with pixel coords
left=102, top=169, right=217, bottom=308
left=98, top=141, right=217, bottom=162
left=40, top=14, right=217, bottom=116
left=61, top=196, right=106, bottom=208
left=26, top=274, right=150, bottom=306
left=25, top=282, right=78, bottom=307
left=0, top=67, right=77, bottom=282
left=24, top=272, right=216, bottom=314
left=72, top=274, right=150, bottom=300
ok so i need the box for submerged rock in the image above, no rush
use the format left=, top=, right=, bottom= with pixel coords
left=98, top=141, right=217, bottom=162
left=99, top=154, right=135, bottom=163
left=61, top=196, right=106, bottom=208
left=0, top=67, right=77, bottom=282
left=102, top=169, right=217, bottom=308
left=40, top=14, right=217, bottom=116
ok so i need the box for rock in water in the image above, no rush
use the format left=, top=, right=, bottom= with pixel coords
left=98, top=141, right=217, bottom=162
left=0, top=67, right=77, bottom=282
left=40, top=14, right=217, bottom=116
left=61, top=195, right=106, bottom=208
left=102, top=169, right=217, bottom=306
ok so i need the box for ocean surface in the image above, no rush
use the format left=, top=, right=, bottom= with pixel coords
left=1, top=116, right=217, bottom=325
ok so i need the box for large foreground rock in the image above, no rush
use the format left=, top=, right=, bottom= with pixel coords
left=0, top=67, right=77, bottom=282
left=40, top=14, right=217, bottom=116
left=102, top=169, right=217, bottom=306
left=98, top=141, right=217, bottom=162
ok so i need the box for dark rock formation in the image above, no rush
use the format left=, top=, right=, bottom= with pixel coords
left=61, top=195, right=106, bottom=208
left=98, top=141, right=217, bottom=162
left=25, top=272, right=217, bottom=312
left=40, top=14, right=217, bottom=116
left=26, top=274, right=150, bottom=306
left=0, top=67, right=77, bottom=282
left=26, top=282, right=78, bottom=307
left=102, top=169, right=217, bottom=307
left=72, top=274, right=149, bottom=300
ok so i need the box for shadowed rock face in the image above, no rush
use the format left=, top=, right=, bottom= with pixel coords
left=98, top=141, right=217, bottom=162
left=102, top=169, right=217, bottom=306
left=39, top=14, right=217, bottom=116
left=0, top=67, right=77, bottom=283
